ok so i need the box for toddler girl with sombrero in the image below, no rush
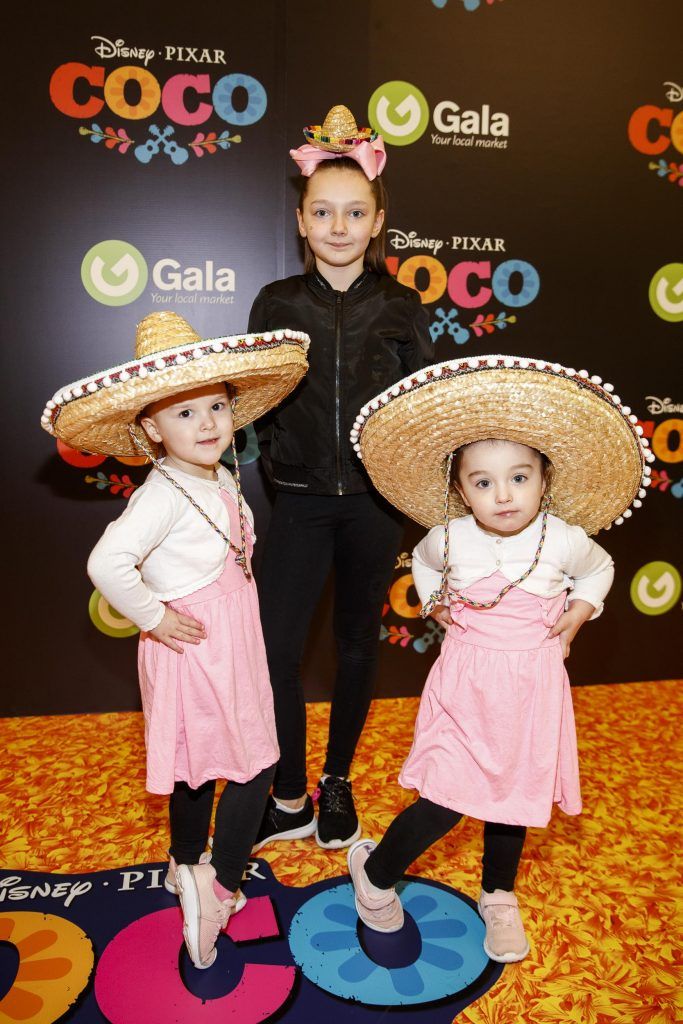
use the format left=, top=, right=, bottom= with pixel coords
left=41, top=311, right=308, bottom=971
left=345, top=354, right=649, bottom=963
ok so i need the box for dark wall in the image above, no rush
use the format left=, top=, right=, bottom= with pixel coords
left=5, top=0, right=681, bottom=715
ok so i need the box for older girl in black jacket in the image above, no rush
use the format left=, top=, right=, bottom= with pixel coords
left=249, top=107, right=432, bottom=851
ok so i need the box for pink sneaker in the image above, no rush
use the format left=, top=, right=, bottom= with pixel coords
left=166, top=854, right=246, bottom=912
left=478, top=889, right=530, bottom=963
left=347, top=839, right=404, bottom=933
left=165, top=852, right=211, bottom=893
left=176, top=863, right=236, bottom=969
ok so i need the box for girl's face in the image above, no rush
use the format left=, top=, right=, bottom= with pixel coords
left=140, top=383, right=233, bottom=479
left=455, top=440, right=547, bottom=537
left=296, top=166, right=384, bottom=281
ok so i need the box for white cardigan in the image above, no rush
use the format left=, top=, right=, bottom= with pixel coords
left=87, top=462, right=254, bottom=633
left=412, top=513, right=614, bottom=618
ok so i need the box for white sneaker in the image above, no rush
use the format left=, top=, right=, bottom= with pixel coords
left=478, top=889, right=530, bottom=963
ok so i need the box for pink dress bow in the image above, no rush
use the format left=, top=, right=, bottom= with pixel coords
left=289, top=138, right=387, bottom=180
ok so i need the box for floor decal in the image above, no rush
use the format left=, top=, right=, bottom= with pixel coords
left=0, top=859, right=502, bottom=1022
left=2, top=682, right=680, bottom=1021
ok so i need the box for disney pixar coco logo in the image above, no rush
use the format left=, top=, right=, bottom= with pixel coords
left=0, top=861, right=502, bottom=1022
left=381, top=550, right=445, bottom=653
left=386, top=230, right=539, bottom=347
left=636, top=392, right=683, bottom=505
left=368, top=80, right=510, bottom=150
left=81, top=240, right=236, bottom=307
left=627, top=81, right=683, bottom=187
left=629, top=391, right=683, bottom=618
left=49, top=35, right=267, bottom=166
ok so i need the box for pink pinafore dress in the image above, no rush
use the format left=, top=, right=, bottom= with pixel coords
left=399, top=572, right=582, bottom=828
left=138, top=489, right=279, bottom=794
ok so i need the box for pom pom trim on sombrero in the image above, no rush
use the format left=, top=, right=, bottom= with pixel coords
left=41, top=328, right=309, bottom=423
left=350, top=354, right=651, bottom=535
left=41, top=321, right=310, bottom=458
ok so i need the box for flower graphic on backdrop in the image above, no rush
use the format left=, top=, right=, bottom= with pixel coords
left=84, top=471, right=138, bottom=497
left=648, top=158, right=683, bottom=186
left=79, top=124, right=243, bottom=163
left=79, top=124, right=133, bottom=153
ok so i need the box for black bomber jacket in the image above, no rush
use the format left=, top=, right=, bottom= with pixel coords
left=247, top=270, right=433, bottom=495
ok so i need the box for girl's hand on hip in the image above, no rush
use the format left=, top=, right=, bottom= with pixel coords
left=431, top=604, right=454, bottom=628
left=547, top=599, right=595, bottom=659
left=150, top=608, right=207, bottom=653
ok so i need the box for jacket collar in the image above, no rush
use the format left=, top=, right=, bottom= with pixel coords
left=307, top=268, right=374, bottom=300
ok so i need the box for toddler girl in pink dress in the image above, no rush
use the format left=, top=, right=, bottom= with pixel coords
left=346, top=353, right=649, bottom=963
left=41, top=311, right=308, bottom=971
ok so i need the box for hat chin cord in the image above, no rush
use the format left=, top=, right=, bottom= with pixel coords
left=420, top=460, right=552, bottom=618
left=127, top=415, right=252, bottom=581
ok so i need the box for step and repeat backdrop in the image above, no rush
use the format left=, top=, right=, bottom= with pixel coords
left=5, top=0, right=681, bottom=715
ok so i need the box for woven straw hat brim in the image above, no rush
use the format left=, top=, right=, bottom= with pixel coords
left=354, top=358, right=649, bottom=535
left=303, top=125, right=377, bottom=153
left=42, top=332, right=309, bottom=457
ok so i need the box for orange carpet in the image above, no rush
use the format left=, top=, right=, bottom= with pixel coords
left=1, top=679, right=680, bottom=1023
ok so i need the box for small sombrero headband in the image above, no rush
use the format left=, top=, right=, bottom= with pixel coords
left=290, top=104, right=387, bottom=180
left=41, top=311, right=309, bottom=457
left=352, top=355, right=651, bottom=536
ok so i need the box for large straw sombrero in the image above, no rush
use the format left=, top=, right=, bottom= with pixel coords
left=352, top=355, right=652, bottom=536
left=41, top=311, right=310, bottom=457
left=303, top=104, right=378, bottom=152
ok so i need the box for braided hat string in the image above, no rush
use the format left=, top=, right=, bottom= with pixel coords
left=420, top=452, right=454, bottom=618
left=127, top=423, right=252, bottom=581
left=228, top=397, right=251, bottom=578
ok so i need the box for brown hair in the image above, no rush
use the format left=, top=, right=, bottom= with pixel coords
left=297, top=157, right=389, bottom=276
left=139, top=381, right=236, bottom=454
left=451, top=440, right=554, bottom=491
left=140, top=381, right=235, bottom=420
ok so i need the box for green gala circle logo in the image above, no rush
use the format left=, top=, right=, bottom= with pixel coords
left=81, top=240, right=148, bottom=306
left=89, top=589, right=139, bottom=637
left=630, top=561, right=682, bottom=615
left=648, top=263, right=683, bottom=323
left=368, top=81, right=429, bottom=147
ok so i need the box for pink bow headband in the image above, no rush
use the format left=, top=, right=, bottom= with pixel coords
left=289, top=138, right=387, bottom=181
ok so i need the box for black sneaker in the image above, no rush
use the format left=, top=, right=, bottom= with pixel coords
left=314, top=776, right=362, bottom=849
left=251, top=794, right=317, bottom=853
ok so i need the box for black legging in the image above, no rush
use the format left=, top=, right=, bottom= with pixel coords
left=257, top=491, right=405, bottom=799
left=365, top=796, right=527, bottom=893
left=169, top=764, right=275, bottom=893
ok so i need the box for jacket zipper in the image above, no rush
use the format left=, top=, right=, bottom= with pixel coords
left=334, top=291, right=343, bottom=494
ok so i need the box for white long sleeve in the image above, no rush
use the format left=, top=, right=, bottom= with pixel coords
left=87, top=462, right=253, bottom=632
left=411, top=513, right=614, bottom=617
left=411, top=525, right=448, bottom=606
left=559, top=522, right=614, bottom=615
left=88, top=484, right=176, bottom=632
